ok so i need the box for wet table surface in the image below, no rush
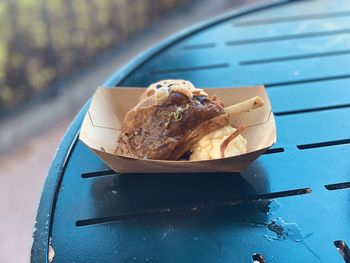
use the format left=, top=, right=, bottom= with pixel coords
left=32, top=1, right=350, bottom=262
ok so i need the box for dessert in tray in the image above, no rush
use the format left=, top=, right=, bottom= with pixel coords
left=115, top=79, right=264, bottom=161
left=79, top=80, right=276, bottom=173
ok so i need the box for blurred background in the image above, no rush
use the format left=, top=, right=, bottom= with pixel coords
left=0, top=0, right=260, bottom=262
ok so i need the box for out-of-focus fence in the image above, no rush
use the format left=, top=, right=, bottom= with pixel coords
left=0, top=0, right=189, bottom=115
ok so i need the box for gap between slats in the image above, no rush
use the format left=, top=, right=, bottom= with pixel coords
left=75, top=187, right=312, bottom=226
left=325, top=182, right=350, bottom=191
left=265, top=73, right=350, bottom=87
left=240, top=50, right=350, bottom=65
left=182, top=43, right=216, bottom=50
left=297, top=139, right=350, bottom=150
left=274, top=104, right=350, bottom=116
left=226, top=28, right=350, bottom=45
left=234, top=10, right=350, bottom=26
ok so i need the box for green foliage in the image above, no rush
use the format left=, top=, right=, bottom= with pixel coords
left=0, top=0, right=188, bottom=114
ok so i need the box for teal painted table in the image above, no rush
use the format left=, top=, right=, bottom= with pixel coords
left=32, top=1, right=350, bottom=262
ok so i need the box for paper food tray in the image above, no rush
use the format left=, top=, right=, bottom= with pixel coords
left=79, top=85, right=276, bottom=173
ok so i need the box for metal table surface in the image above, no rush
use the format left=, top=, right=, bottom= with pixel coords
left=32, top=1, right=350, bottom=262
